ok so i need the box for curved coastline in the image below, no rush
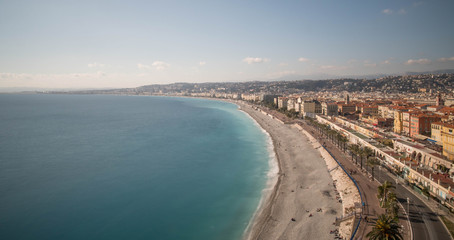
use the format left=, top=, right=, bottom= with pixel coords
left=176, top=96, right=354, bottom=239
left=235, top=101, right=345, bottom=240
left=238, top=108, right=281, bottom=239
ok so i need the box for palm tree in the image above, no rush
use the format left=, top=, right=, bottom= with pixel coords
left=367, top=157, right=380, bottom=181
left=348, top=144, right=360, bottom=163
left=385, top=192, right=399, bottom=219
left=378, top=181, right=396, bottom=208
left=330, top=130, right=337, bottom=144
left=366, top=214, right=403, bottom=240
left=359, top=147, right=365, bottom=169
left=361, top=147, right=374, bottom=171
left=335, top=133, right=346, bottom=149
left=339, top=135, right=348, bottom=152
left=322, top=124, right=330, bottom=137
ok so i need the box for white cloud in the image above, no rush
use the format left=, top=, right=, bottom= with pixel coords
left=152, top=61, right=170, bottom=70
left=138, top=62, right=170, bottom=70
left=88, top=62, right=106, bottom=68
left=242, top=57, right=270, bottom=64
left=363, top=60, right=376, bottom=67
left=298, top=57, right=309, bottom=62
left=438, top=57, right=454, bottom=62
left=364, top=63, right=377, bottom=67
left=347, top=59, right=357, bottom=64
left=398, top=9, right=407, bottom=14
left=381, top=60, right=391, bottom=64
left=382, top=9, right=393, bottom=15
left=278, top=62, right=288, bottom=66
left=137, top=63, right=152, bottom=69
left=199, top=61, right=206, bottom=66
left=405, top=58, right=431, bottom=65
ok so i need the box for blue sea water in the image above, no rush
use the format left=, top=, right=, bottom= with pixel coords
left=0, top=94, right=272, bottom=240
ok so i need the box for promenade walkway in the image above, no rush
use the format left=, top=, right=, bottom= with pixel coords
left=299, top=120, right=411, bottom=240
left=254, top=106, right=411, bottom=239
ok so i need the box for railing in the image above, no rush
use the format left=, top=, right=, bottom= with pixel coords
left=321, top=144, right=364, bottom=240
left=336, top=212, right=356, bottom=223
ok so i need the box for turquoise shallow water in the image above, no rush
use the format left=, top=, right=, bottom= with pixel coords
left=0, top=94, right=271, bottom=240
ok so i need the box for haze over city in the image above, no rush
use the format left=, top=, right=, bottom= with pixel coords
left=1, top=0, right=454, bottom=89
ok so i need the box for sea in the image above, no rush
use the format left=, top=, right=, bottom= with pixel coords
left=0, top=94, right=276, bottom=240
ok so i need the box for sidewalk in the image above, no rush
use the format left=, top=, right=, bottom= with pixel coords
left=252, top=105, right=413, bottom=239
left=398, top=172, right=454, bottom=238
left=299, top=121, right=411, bottom=239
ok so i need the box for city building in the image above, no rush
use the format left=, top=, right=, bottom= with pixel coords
left=321, top=102, right=338, bottom=116
left=440, top=122, right=454, bottom=161
left=431, top=122, right=443, bottom=144
left=301, top=100, right=322, bottom=118
left=410, top=113, right=441, bottom=137
left=277, top=97, right=288, bottom=109
left=338, top=103, right=356, bottom=115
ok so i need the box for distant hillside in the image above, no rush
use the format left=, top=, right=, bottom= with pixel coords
left=405, top=69, right=454, bottom=75
left=130, top=73, right=454, bottom=94
left=52, top=72, right=454, bottom=95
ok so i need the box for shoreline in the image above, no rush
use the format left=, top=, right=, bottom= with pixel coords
left=109, top=95, right=355, bottom=239
left=105, top=95, right=357, bottom=239
left=235, top=101, right=345, bottom=240
left=239, top=109, right=283, bottom=239
left=237, top=108, right=280, bottom=238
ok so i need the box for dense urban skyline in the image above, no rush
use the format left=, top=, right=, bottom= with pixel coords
left=1, top=0, right=454, bottom=89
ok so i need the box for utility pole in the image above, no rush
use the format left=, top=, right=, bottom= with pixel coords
left=378, top=166, right=381, bottom=182
left=407, top=197, right=410, bottom=217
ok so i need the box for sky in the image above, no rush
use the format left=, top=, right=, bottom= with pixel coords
left=1, top=0, right=454, bottom=89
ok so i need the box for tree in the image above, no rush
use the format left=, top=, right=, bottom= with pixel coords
left=349, top=144, right=360, bottom=164
left=366, top=214, right=403, bottom=240
left=439, top=164, right=449, bottom=173
left=361, top=147, right=374, bottom=171
left=339, top=135, right=348, bottom=152
left=367, top=157, right=380, bottom=181
left=378, top=181, right=396, bottom=208
left=329, top=129, right=337, bottom=143
left=421, top=186, right=430, bottom=198
left=385, top=192, right=399, bottom=219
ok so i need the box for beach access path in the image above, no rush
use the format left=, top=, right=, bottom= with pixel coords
left=239, top=103, right=344, bottom=240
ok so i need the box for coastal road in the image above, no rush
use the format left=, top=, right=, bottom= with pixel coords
left=252, top=105, right=452, bottom=239
left=377, top=167, right=452, bottom=240
left=315, top=127, right=452, bottom=240
left=299, top=119, right=451, bottom=240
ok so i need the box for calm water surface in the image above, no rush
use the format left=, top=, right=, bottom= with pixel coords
left=0, top=94, right=271, bottom=240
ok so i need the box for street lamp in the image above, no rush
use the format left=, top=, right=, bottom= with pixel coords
left=407, top=197, right=410, bottom=217
left=379, top=166, right=382, bottom=182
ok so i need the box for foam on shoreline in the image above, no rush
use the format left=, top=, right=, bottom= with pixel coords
left=237, top=102, right=351, bottom=240
left=215, top=99, right=348, bottom=239
left=237, top=107, right=280, bottom=239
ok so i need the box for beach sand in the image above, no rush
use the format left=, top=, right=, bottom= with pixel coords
left=296, top=124, right=360, bottom=239
left=238, top=103, right=347, bottom=240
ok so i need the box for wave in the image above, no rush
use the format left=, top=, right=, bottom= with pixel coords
left=237, top=108, right=279, bottom=240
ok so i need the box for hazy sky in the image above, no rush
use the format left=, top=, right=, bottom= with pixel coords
left=1, top=0, right=454, bottom=89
